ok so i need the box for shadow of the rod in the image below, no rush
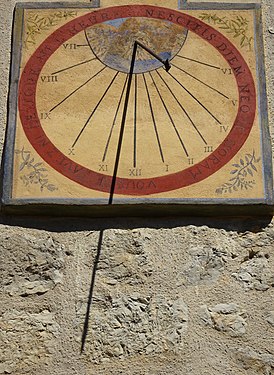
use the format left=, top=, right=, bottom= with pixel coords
left=81, top=229, right=104, bottom=353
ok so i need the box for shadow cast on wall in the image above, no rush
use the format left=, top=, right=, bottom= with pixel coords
left=0, top=213, right=272, bottom=233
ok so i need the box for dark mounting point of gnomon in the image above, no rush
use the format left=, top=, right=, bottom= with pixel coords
left=164, top=59, right=171, bottom=72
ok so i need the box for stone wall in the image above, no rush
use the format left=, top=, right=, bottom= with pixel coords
left=0, top=1, right=274, bottom=374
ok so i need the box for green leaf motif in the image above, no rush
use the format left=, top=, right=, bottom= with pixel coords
left=216, top=150, right=260, bottom=195
left=247, top=168, right=253, bottom=177
left=198, top=13, right=253, bottom=50
left=15, top=148, right=58, bottom=192
left=24, top=10, right=78, bottom=49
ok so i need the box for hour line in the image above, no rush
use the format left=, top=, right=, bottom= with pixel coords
left=142, top=73, right=165, bottom=163
left=172, top=63, right=229, bottom=99
left=72, top=71, right=120, bottom=148
left=156, top=70, right=207, bottom=145
left=149, top=72, right=189, bottom=158
left=50, top=66, right=106, bottom=112
left=168, top=71, right=222, bottom=125
left=51, top=58, right=97, bottom=75
left=102, top=75, right=128, bottom=162
left=176, top=55, right=221, bottom=70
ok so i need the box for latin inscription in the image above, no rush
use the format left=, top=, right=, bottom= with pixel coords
left=216, top=43, right=245, bottom=76
left=58, top=157, right=84, bottom=174
left=239, top=84, right=252, bottom=115
left=35, top=135, right=50, bottom=147
left=98, top=177, right=157, bottom=191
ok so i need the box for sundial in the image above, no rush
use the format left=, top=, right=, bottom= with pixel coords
left=2, top=1, right=273, bottom=215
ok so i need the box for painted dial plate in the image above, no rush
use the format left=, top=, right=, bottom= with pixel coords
left=5, top=2, right=272, bottom=211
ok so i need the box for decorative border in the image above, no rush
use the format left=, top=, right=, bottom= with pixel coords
left=178, top=2, right=260, bottom=10
left=15, top=1, right=100, bottom=9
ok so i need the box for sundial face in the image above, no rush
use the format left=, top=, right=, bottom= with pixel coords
left=2, top=2, right=273, bottom=215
